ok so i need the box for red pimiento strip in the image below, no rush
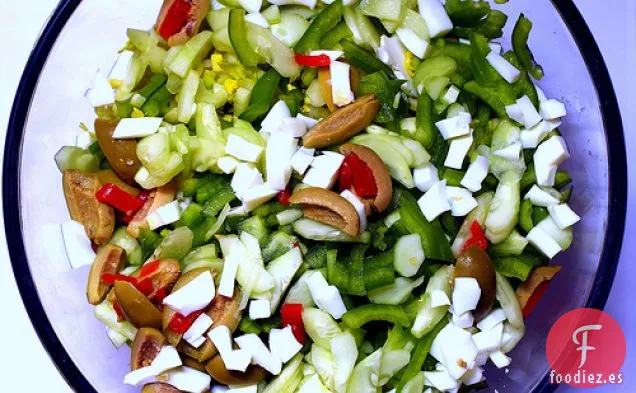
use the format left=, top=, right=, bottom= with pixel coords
left=281, top=303, right=306, bottom=344
left=101, top=274, right=137, bottom=285
left=340, top=153, right=377, bottom=198
left=169, top=310, right=205, bottom=334
left=157, top=0, right=192, bottom=40
left=96, top=183, right=144, bottom=216
left=154, top=288, right=168, bottom=304
left=462, top=220, right=489, bottom=252
left=294, top=53, right=332, bottom=67
left=278, top=186, right=292, bottom=206
left=522, top=280, right=550, bottom=318
left=338, top=160, right=354, bottom=192
left=140, top=260, right=161, bottom=278
left=113, top=301, right=126, bottom=322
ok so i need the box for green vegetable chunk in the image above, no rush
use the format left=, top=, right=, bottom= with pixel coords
left=512, top=14, right=544, bottom=80
left=228, top=9, right=260, bottom=67
left=342, top=304, right=411, bottom=329
left=294, top=0, right=343, bottom=53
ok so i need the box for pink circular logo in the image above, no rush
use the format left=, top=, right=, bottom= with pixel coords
left=546, top=308, right=626, bottom=387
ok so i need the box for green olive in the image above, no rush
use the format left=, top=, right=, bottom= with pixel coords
left=114, top=281, right=162, bottom=329
left=86, top=244, right=125, bottom=305
left=205, top=354, right=267, bottom=386
left=94, top=118, right=141, bottom=185
left=131, top=328, right=166, bottom=370
left=454, top=245, right=497, bottom=320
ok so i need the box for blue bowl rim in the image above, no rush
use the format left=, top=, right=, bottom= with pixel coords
left=3, top=1, right=627, bottom=392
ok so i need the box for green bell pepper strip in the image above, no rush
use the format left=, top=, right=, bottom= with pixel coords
left=342, top=304, right=411, bottom=329
left=139, top=228, right=163, bottom=261
left=358, top=72, right=406, bottom=124
left=326, top=249, right=351, bottom=293
left=444, top=0, right=491, bottom=27
left=441, top=168, right=465, bottom=187
left=279, top=89, right=304, bottom=117
left=532, top=206, right=549, bottom=224
left=228, top=9, right=260, bottom=67
left=413, top=93, right=437, bottom=150
left=182, top=178, right=206, bottom=198
left=305, top=245, right=329, bottom=269
left=253, top=201, right=286, bottom=217
left=192, top=216, right=220, bottom=247
left=348, top=245, right=367, bottom=296
left=300, top=67, right=318, bottom=87
left=392, top=187, right=454, bottom=262
left=430, top=131, right=450, bottom=168
left=179, top=203, right=205, bottom=229
left=320, top=21, right=353, bottom=49
left=463, top=80, right=515, bottom=118
left=430, top=39, right=474, bottom=81
left=202, top=186, right=236, bottom=217
left=341, top=40, right=394, bottom=76
left=512, top=14, right=544, bottom=80
left=239, top=69, right=281, bottom=123
left=518, top=198, right=534, bottom=233
left=454, top=10, right=508, bottom=39
left=503, top=51, right=539, bottom=107
left=494, top=255, right=534, bottom=281
left=141, top=86, right=173, bottom=117
left=396, top=318, right=448, bottom=393
left=469, top=32, right=502, bottom=85
left=294, top=0, right=343, bottom=53
left=440, top=212, right=460, bottom=238
left=239, top=317, right=263, bottom=335
left=137, top=74, right=167, bottom=101
left=116, top=101, right=134, bottom=118
left=363, top=266, right=395, bottom=292
left=365, top=249, right=394, bottom=269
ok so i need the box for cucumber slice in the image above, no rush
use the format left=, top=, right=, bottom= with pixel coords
left=489, top=229, right=529, bottom=256
left=368, top=276, right=425, bottom=305
left=270, top=12, right=310, bottom=47
left=276, top=209, right=303, bottom=225
left=262, top=5, right=282, bottom=24
left=411, top=265, right=452, bottom=338
left=350, top=138, right=414, bottom=188
left=400, top=137, right=431, bottom=167
left=485, top=173, right=521, bottom=244
left=412, top=56, right=458, bottom=95
left=293, top=219, right=370, bottom=243
left=354, top=133, right=415, bottom=166
left=394, top=234, right=425, bottom=277
left=359, top=0, right=406, bottom=23
left=346, top=349, right=383, bottom=393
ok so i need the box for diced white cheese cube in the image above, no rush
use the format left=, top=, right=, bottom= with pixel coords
left=303, top=153, right=344, bottom=189
left=414, top=163, right=440, bottom=192
left=270, top=326, right=303, bottom=363
left=183, top=314, right=214, bottom=348
left=534, top=162, right=558, bottom=187
left=231, top=163, right=263, bottom=199
left=163, top=270, right=216, bottom=316
left=452, top=311, right=474, bottom=329
left=435, top=113, right=471, bottom=140
left=235, top=334, right=282, bottom=375
left=245, top=12, right=269, bottom=27
left=462, top=366, right=485, bottom=386
left=445, top=133, right=474, bottom=169
left=430, top=290, right=451, bottom=308
left=396, top=27, right=430, bottom=59
left=280, top=117, right=308, bottom=138
left=218, top=251, right=240, bottom=297
left=85, top=71, right=115, bottom=108
left=489, top=351, right=512, bottom=369
left=540, top=99, right=567, bottom=120
left=424, top=370, right=460, bottom=392
left=242, top=184, right=279, bottom=212
left=290, top=147, right=315, bottom=175
left=418, top=0, right=454, bottom=38
left=476, top=309, right=507, bottom=332
left=520, top=121, right=550, bottom=149
left=526, top=226, right=562, bottom=258
left=525, top=185, right=560, bottom=207
left=261, top=101, right=291, bottom=132
left=108, top=50, right=135, bottom=82
left=223, top=349, right=253, bottom=372
left=452, top=277, right=481, bottom=315
left=161, top=366, right=212, bottom=393
left=266, top=131, right=297, bottom=191
left=330, top=61, right=354, bottom=107
left=112, top=117, right=162, bottom=139
left=340, top=190, right=368, bottom=233
left=61, top=220, right=96, bottom=269
left=461, top=156, right=489, bottom=192
left=486, top=51, right=521, bottom=84
left=516, top=95, right=543, bottom=128
left=443, top=85, right=461, bottom=104
left=505, top=103, right=525, bottom=125
left=297, top=113, right=319, bottom=129
left=249, top=299, right=272, bottom=320
left=446, top=186, right=478, bottom=217
left=309, top=50, right=344, bottom=61
left=418, top=180, right=451, bottom=221
left=306, top=271, right=330, bottom=295
left=493, top=142, right=522, bottom=161
left=433, top=323, right=479, bottom=379
left=208, top=326, right=233, bottom=357
left=535, top=136, right=570, bottom=167
left=314, top=285, right=347, bottom=319
left=218, top=156, right=240, bottom=174
left=472, top=323, right=504, bottom=353
left=548, top=203, right=580, bottom=229
left=146, top=201, right=181, bottom=230
left=225, top=134, right=264, bottom=163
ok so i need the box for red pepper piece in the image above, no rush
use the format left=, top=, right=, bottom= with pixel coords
left=522, top=280, right=550, bottom=318
left=113, top=301, right=126, bottom=322
left=462, top=220, right=489, bottom=252
left=96, top=183, right=145, bottom=216
left=157, top=0, right=193, bottom=40
left=294, top=53, right=332, bottom=67
left=342, top=154, right=378, bottom=198
left=281, top=303, right=306, bottom=344
left=140, top=260, right=161, bottom=278
left=278, top=186, right=292, bottom=206
left=154, top=287, right=168, bottom=304
left=101, top=274, right=138, bottom=285
left=135, top=278, right=155, bottom=297
left=169, top=310, right=205, bottom=334
left=338, top=160, right=354, bottom=192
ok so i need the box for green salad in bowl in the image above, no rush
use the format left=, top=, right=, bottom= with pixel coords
left=55, top=0, right=579, bottom=392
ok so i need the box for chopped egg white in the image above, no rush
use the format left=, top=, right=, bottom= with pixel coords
left=548, top=204, right=581, bottom=229
left=396, top=27, right=430, bottom=59
left=244, top=12, right=269, bottom=27
left=112, top=117, right=162, bottom=139
left=303, top=152, right=344, bottom=189
left=266, top=130, right=297, bottom=191
left=520, top=121, right=550, bottom=149
left=309, top=50, right=344, bottom=61
left=452, top=311, right=474, bottom=329
left=340, top=190, right=368, bottom=233
left=540, top=99, right=567, bottom=120
left=433, top=323, right=479, bottom=379
left=435, top=112, right=472, bottom=140
left=231, top=163, right=263, bottom=199
left=424, top=370, right=460, bottom=392
left=430, top=290, right=451, bottom=308
left=249, top=299, right=272, bottom=320
left=218, top=156, right=240, bottom=174
left=493, top=142, right=522, bottom=161
left=476, top=308, right=507, bottom=332
left=160, top=366, right=213, bottom=393
left=524, top=185, right=560, bottom=207
left=418, top=180, right=451, bottom=221
left=472, top=323, right=504, bottom=353
left=445, top=133, right=474, bottom=170
left=235, top=334, right=282, bottom=375
left=486, top=51, right=521, bottom=84
left=413, top=163, right=440, bottom=192
left=330, top=60, right=354, bottom=107
left=516, top=95, right=543, bottom=128
left=222, top=349, right=252, bottom=372
left=461, top=156, right=489, bottom=192
left=218, top=250, right=240, bottom=297
left=314, top=285, right=347, bottom=320
left=85, top=71, right=115, bottom=107
left=452, top=277, right=481, bottom=315
left=446, top=186, right=478, bottom=217
left=241, top=184, right=280, bottom=212
left=297, top=113, right=319, bottom=129
left=268, top=0, right=317, bottom=9
left=208, top=326, right=233, bottom=357
left=146, top=201, right=181, bottom=230
left=261, top=100, right=291, bottom=132
left=377, top=35, right=410, bottom=79
left=417, top=0, right=454, bottom=38
left=124, top=346, right=183, bottom=386
left=163, top=270, right=216, bottom=316
left=535, top=136, right=570, bottom=167
left=443, top=85, right=461, bottom=104
left=108, top=50, right=135, bottom=83
left=290, top=147, right=315, bottom=175
left=61, top=220, right=96, bottom=269
left=534, top=162, right=558, bottom=187
left=280, top=117, right=308, bottom=138
left=269, top=326, right=303, bottom=363
left=526, top=226, right=562, bottom=258
left=183, top=314, right=214, bottom=348
left=489, top=351, right=512, bottom=369
left=225, top=134, right=264, bottom=163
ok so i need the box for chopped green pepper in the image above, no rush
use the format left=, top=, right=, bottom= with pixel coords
left=503, top=51, right=539, bottom=107
left=363, top=266, right=395, bottom=292
left=141, top=86, right=172, bottom=117
left=512, top=14, right=544, bottom=80
left=519, top=198, right=534, bottom=233
left=136, top=74, right=168, bottom=102
left=179, top=203, right=205, bottom=229
left=319, top=21, right=353, bottom=49
left=412, top=93, right=437, bottom=150
left=358, top=72, right=406, bottom=124
left=454, top=10, right=507, bottom=39
left=532, top=206, right=549, bottom=223
left=341, top=40, right=394, bottom=76
left=202, top=186, right=236, bottom=217
left=463, top=80, right=515, bottom=118
left=294, top=0, right=343, bottom=53
left=444, top=0, right=491, bottom=27
left=342, top=304, right=411, bottom=329
left=348, top=245, right=367, bottom=296
left=494, top=252, right=544, bottom=281
left=239, top=69, right=282, bottom=122
left=228, top=9, right=260, bottom=67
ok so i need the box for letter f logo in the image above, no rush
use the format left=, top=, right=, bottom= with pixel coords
left=572, top=324, right=602, bottom=368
